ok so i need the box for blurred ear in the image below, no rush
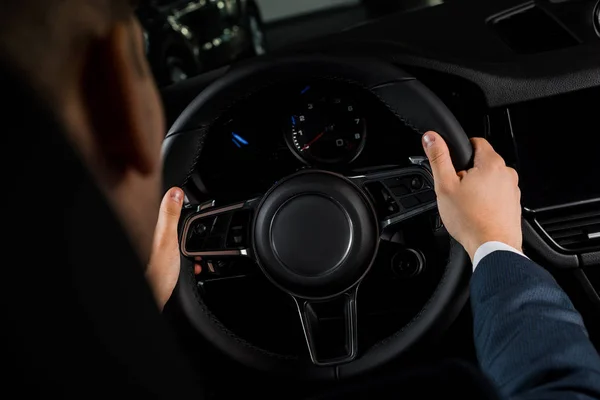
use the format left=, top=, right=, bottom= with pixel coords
left=80, top=17, right=164, bottom=178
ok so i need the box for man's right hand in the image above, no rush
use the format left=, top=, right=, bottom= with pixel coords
left=422, top=131, right=523, bottom=260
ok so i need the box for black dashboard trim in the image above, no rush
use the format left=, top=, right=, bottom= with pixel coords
left=527, top=197, right=600, bottom=214
left=523, top=198, right=600, bottom=258
left=523, top=218, right=579, bottom=269
left=581, top=252, right=600, bottom=267
left=282, top=39, right=600, bottom=108
left=575, top=269, right=600, bottom=308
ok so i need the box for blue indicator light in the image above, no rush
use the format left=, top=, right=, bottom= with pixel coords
left=300, top=86, right=311, bottom=95
left=232, top=132, right=249, bottom=145
left=232, top=139, right=241, bottom=148
left=291, top=116, right=296, bottom=125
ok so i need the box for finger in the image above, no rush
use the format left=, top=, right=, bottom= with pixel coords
left=422, top=131, right=459, bottom=190
left=194, top=264, right=202, bottom=275
left=154, top=187, right=184, bottom=246
left=507, top=167, right=519, bottom=184
left=471, top=138, right=504, bottom=169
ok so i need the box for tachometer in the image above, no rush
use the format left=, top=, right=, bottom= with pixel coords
left=284, top=86, right=366, bottom=164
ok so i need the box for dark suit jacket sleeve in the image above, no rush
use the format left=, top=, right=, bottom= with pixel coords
left=471, top=251, right=600, bottom=399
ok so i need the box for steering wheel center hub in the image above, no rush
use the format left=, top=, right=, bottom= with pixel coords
left=271, top=194, right=352, bottom=277
left=253, top=170, right=379, bottom=299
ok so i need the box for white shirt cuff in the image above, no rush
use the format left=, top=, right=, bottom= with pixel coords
left=472, top=241, right=528, bottom=271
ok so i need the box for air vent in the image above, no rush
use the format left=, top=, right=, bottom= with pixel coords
left=535, top=201, right=600, bottom=253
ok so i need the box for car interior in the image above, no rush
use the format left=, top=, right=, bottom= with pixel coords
left=7, top=0, right=599, bottom=398
left=153, top=0, right=600, bottom=396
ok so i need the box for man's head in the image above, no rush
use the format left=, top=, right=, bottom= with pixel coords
left=0, top=0, right=166, bottom=262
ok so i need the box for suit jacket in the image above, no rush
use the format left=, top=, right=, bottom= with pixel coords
left=472, top=251, right=600, bottom=399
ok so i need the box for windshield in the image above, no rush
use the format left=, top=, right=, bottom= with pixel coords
left=138, top=0, right=443, bottom=86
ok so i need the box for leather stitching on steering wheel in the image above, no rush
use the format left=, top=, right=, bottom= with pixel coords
left=181, top=127, right=208, bottom=188
left=369, top=90, right=424, bottom=135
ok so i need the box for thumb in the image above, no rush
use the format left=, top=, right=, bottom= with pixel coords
left=154, top=187, right=184, bottom=246
left=148, top=187, right=184, bottom=310
left=422, top=131, right=458, bottom=188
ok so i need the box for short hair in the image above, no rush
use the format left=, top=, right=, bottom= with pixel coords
left=0, top=0, right=136, bottom=104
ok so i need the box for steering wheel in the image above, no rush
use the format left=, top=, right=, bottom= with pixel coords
left=162, top=56, right=474, bottom=380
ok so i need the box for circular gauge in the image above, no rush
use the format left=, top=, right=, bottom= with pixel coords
left=595, top=1, right=600, bottom=37
left=284, top=89, right=367, bottom=164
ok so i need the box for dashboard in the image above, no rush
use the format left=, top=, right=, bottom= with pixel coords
left=196, top=79, right=426, bottom=201
left=160, top=0, right=600, bottom=373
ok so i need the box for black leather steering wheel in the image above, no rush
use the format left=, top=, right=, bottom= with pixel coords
left=162, top=56, right=474, bottom=380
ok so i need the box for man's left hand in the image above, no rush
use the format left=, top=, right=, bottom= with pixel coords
left=146, top=187, right=184, bottom=310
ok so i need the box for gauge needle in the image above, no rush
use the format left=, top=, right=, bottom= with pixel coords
left=301, top=131, right=325, bottom=151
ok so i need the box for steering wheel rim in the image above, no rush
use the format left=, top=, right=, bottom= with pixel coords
left=163, top=56, right=473, bottom=380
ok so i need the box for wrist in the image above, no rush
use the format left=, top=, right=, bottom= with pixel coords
left=465, top=236, right=522, bottom=262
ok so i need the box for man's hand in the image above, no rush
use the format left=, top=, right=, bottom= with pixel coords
left=422, top=131, right=522, bottom=260
left=146, top=187, right=184, bottom=310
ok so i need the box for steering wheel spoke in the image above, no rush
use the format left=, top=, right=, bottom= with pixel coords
left=180, top=198, right=260, bottom=260
left=350, top=166, right=438, bottom=233
left=293, top=287, right=359, bottom=366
